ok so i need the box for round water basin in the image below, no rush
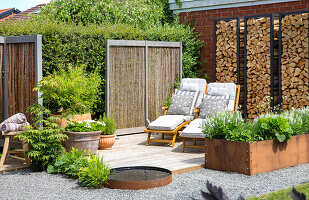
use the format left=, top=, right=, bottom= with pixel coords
left=107, top=166, right=172, bottom=190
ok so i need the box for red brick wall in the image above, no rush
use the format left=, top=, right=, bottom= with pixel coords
left=179, top=0, right=309, bottom=80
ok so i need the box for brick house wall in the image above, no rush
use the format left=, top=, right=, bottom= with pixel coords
left=177, top=0, right=309, bottom=80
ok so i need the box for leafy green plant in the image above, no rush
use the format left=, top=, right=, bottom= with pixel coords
left=47, top=147, right=89, bottom=177
left=281, top=107, right=309, bottom=135
left=201, top=111, right=248, bottom=140
left=65, top=120, right=106, bottom=132
left=253, top=115, right=293, bottom=142
left=36, top=64, right=101, bottom=115
left=16, top=103, right=68, bottom=171
left=0, top=0, right=203, bottom=117
left=99, top=114, right=116, bottom=135
left=163, top=79, right=181, bottom=107
left=78, top=155, right=111, bottom=188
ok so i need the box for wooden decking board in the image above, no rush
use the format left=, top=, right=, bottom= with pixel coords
left=1, top=133, right=204, bottom=174
left=97, top=133, right=204, bottom=173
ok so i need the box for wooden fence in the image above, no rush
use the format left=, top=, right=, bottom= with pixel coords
left=106, top=40, right=181, bottom=129
left=0, top=35, right=42, bottom=123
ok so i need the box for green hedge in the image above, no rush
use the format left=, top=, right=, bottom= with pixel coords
left=0, top=0, right=203, bottom=117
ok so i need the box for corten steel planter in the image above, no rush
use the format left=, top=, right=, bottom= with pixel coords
left=205, top=134, right=309, bottom=175
left=64, top=131, right=101, bottom=154
left=52, top=113, right=92, bottom=127
left=98, top=134, right=115, bottom=150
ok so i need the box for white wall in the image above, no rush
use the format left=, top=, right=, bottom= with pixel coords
left=169, top=0, right=301, bottom=13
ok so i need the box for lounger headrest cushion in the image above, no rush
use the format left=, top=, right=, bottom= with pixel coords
left=180, top=78, right=207, bottom=93
left=207, top=87, right=229, bottom=97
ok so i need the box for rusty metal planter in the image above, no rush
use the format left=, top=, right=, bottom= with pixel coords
left=205, top=134, right=309, bottom=175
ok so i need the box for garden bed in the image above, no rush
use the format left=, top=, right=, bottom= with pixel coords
left=205, top=134, right=309, bottom=175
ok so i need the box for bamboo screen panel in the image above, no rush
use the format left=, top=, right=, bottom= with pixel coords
left=0, top=44, right=3, bottom=122
left=6, top=43, right=36, bottom=122
left=246, top=17, right=272, bottom=119
left=148, top=47, right=180, bottom=122
left=281, top=13, right=309, bottom=110
left=109, top=46, right=145, bottom=129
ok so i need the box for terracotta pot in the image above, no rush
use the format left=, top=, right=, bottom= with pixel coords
left=98, top=134, right=115, bottom=150
left=52, top=113, right=92, bottom=127
left=64, top=131, right=101, bottom=154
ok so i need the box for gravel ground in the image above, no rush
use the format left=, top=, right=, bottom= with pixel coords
left=0, top=164, right=308, bottom=200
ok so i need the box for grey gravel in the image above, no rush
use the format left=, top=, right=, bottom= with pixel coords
left=0, top=164, right=308, bottom=200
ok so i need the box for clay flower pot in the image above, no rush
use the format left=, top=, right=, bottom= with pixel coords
left=98, top=134, right=115, bottom=150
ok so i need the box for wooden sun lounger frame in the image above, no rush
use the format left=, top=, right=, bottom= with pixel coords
left=181, top=85, right=241, bottom=152
left=145, top=86, right=208, bottom=147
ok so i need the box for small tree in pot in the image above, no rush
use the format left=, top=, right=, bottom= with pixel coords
left=36, top=64, right=101, bottom=126
left=98, top=114, right=117, bottom=150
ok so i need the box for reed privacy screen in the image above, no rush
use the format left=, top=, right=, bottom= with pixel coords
left=0, top=35, right=42, bottom=122
left=106, top=40, right=181, bottom=129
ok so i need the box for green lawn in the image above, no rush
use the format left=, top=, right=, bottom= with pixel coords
left=247, top=182, right=309, bottom=200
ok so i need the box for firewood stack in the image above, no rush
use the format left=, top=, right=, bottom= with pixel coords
left=246, top=17, right=279, bottom=119
left=281, top=13, right=309, bottom=110
left=215, top=19, right=245, bottom=112
left=215, top=20, right=238, bottom=83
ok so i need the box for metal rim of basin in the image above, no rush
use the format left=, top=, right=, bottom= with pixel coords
left=107, top=166, right=172, bottom=190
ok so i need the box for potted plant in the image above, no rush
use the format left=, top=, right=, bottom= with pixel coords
left=98, top=114, right=117, bottom=150
left=35, top=64, right=101, bottom=127
left=64, top=120, right=106, bottom=154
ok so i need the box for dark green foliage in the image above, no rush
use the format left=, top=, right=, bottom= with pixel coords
left=65, top=121, right=106, bottom=132
left=47, top=147, right=111, bottom=188
left=78, top=155, right=111, bottom=188
left=0, top=0, right=203, bottom=116
left=99, top=114, right=116, bottom=135
left=36, top=65, right=101, bottom=115
left=39, top=0, right=166, bottom=28
left=47, top=147, right=88, bottom=177
left=163, top=79, right=181, bottom=107
left=16, top=104, right=68, bottom=171
left=253, top=116, right=293, bottom=142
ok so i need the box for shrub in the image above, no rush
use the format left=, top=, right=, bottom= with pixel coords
left=36, top=64, right=101, bottom=115
left=78, top=155, right=111, bottom=188
left=47, top=147, right=89, bottom=177
left=99, top=114, right=116, bottom=135
left=0, top=0, right=203, bottom=117
left=47, top=148, right=111, bottom=188
left=16, top=104, right=68, bottom=171
left=201, top=111, right=249, bottom=140
left=253, top=114, right=293, bottom=142
left=38, top=0, right=167, bottom=29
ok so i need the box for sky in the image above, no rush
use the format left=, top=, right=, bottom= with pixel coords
left=1, top=0, right=51, bottom=12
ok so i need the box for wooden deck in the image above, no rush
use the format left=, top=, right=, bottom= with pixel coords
left=97, top=133, right=205, bottom=174
left=0, top=133, right=205, bottom=174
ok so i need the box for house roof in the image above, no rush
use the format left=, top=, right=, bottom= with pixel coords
left=0, top=8, right=21, bottom=21
left=3, top=4, right=46, bottom=22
